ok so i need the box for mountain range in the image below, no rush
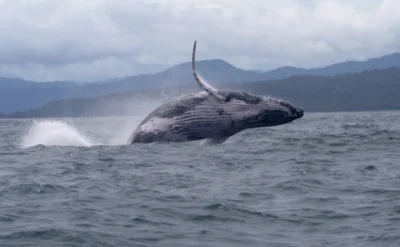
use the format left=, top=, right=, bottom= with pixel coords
left=5, top=66, right=400, bottom=118
left=0, top=52, right=400, bottom=114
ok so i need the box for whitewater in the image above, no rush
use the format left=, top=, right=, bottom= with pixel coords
left=1, top=112, right=400, bottom=247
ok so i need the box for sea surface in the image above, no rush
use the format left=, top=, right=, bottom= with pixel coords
left=0, top=111, right=399, bottom=247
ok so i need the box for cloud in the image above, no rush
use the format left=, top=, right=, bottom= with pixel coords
left=0, top=0, right=399, bottom=81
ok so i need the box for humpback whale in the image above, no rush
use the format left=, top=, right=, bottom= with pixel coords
left=127, top=41, right=304, bottom=144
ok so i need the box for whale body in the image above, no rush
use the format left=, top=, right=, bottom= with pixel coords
left=128, top=41, right=303, bottom=144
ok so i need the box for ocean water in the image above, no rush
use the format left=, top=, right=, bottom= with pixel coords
left=0, top=111, right=399, bottom=247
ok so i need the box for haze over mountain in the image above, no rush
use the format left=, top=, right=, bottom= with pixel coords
left=264, top=52, right=400, bottom=79
left=0, top=51, right=400, bottom=114
left=4, top=66, right=400, bottom=118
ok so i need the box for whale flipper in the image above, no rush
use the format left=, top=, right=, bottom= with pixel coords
left=192, top=41, right=225, bottom=101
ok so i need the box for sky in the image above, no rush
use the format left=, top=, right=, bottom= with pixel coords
left=0, top=0, right=398, bottom=82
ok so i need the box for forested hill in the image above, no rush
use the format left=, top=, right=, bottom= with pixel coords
left=0, top=52, right=399, bottom=113
left=4, top=67, right=400, bottom=118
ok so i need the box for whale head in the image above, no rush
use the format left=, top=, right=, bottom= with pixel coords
left=258, top=95, right=303, bottom=125
left=191, top=40, right=304, bottom=129
left=220, top=91, right=304, bottom=128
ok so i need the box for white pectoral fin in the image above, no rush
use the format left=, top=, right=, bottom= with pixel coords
left=200, top=136, right=229, bottom=145
left=192, top=41, right=225, bottom=102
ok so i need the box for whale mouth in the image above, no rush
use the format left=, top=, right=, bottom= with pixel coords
left=279, top=101, right=303, bottom=120
left=290, top=108, right=303, bottom=121
left=297, top=109, right=304, bottom=118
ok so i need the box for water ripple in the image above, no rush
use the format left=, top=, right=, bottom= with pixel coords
left=0, top=112, right=399, bottom=246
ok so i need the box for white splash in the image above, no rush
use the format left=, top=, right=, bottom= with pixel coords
left=21, top=120, right=95, bottom=148
left=108, top=117, right=144, bottom=145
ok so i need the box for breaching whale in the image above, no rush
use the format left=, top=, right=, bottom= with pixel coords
left=127, top=41, right=304, bottom=144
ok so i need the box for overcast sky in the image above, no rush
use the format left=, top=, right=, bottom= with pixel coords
left=0, top=0, right=398, bottom=82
